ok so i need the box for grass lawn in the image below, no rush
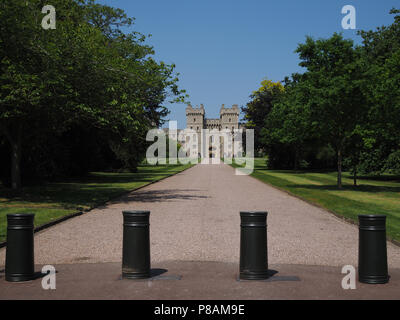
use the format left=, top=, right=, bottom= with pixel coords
left=232, top=158, right=400, bottom=243
left=0, top=163, right=192, bottom=243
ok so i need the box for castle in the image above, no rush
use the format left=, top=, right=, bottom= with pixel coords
left=185, top=104, right=241, bottom=158
left=164, top=104, right=242, bottom=159
left=185, top=104, right=240, bottom=132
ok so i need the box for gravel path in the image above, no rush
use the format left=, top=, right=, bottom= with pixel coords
left=1, top=163, right=400, bottom=267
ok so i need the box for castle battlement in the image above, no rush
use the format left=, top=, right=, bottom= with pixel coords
left=186, top=104, right=205, bottom=116
left=184, top=104, right=240, bottom=158
left=220, top=104, right=239, bottom=115
left=186, top=104, right=239, bottom=128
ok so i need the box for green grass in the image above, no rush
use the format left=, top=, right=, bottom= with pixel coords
left=232, top=158, right=400, bottom=242
left=0, top=163, right=192, bottom=242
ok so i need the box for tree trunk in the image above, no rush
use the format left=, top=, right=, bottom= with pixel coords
left=337, top=148, right=342, bottom=189
left=353, top=166, right=357, bottom=186
left=2, top=125, right=22, bottom=190
left=294, top=148, right=298, bottom=171
left=11, top=139, right=22, bottom=189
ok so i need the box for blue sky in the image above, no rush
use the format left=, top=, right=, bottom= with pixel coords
left=99, top=0, right=398, bottom=128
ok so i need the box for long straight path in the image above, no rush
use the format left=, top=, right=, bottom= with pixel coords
left=1, top=163, right=400, bottom=268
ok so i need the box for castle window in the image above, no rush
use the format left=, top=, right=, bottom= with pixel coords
left=194, top=118, right=196, bottom=122
left=229, top=118, right=231, bottom=122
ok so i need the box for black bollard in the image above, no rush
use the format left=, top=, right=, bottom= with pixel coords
left=122, top=210, right=151, bottom=279
left=5, top=214, right=35, bottom=282
left=239, top=211, right=269, bottom=280
left=358, top=215, right=389, bottom=284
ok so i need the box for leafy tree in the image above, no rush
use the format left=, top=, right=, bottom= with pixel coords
left=295, top=33, right=367, bottom=188
left=0, top=0, right=186, bottom=188
left=357, top=8, right=400, bottom=174
left=242, top=79, right=284, bottom=151
left=245, top=9, right=400, bottom=184
left=261, top=75, right=315, bottom=170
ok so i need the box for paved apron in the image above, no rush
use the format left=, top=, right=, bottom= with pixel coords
left=1, top=163, right=400, bottom=268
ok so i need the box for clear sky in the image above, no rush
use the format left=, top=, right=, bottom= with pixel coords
left=99, top=0, right=398, bottom=128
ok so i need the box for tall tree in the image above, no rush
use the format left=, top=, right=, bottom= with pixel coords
left=261, top=75, right=315, bottom=170
left=357, top=8, right=400, bottom=173
left=295, top=34, right=366, bottom=188
left=0, top=0, right=186, bottom=188
left=242, top=79, right=284, bottom=151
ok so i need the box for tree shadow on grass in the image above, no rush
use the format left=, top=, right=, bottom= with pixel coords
left=0, top=167, right=186, bottom=208
left=288, top=184, right=400, bottom=193
left=0, top=185, right=137, bottom=207
left=119, top=189, right=209, bottom=203
left=355, top=175, right=400, bottom=182
left=62, top=172, right=174, bottom=185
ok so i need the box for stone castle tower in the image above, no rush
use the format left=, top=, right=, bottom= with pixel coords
left=185, top=104, right=240, bottom=158
left=185, top=104, right=239, bottom=131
